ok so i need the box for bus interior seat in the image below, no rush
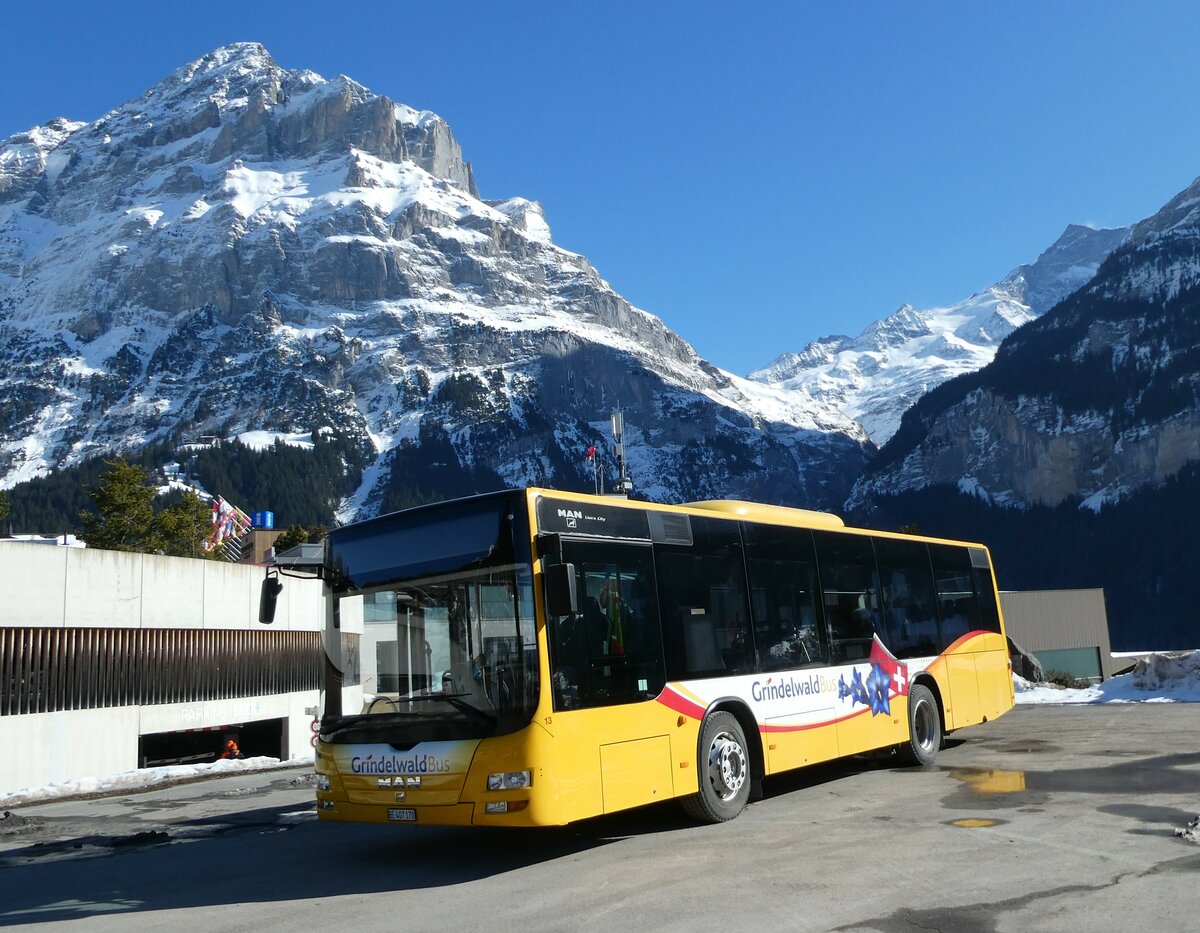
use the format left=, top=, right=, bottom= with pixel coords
left=582, top=596, right=609, bottom=651
left=683, top=614, right=724, bottom=671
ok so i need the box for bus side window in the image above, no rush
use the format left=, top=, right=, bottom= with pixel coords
left=742, top=521, right=827, bottom=671
left=551, top=541, right=665, bottom=710
left=656, top=517, right=753, bottom=679
left=814, top=531, right=881, bottom=665
left=873, top=536, right=940, bottom=659
left=930, top=544, right=982, bottom=649
left=970, top=548, right=1003, bottom=634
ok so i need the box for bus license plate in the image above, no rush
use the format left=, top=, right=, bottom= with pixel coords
left=388, top=808, right=417, bottom=822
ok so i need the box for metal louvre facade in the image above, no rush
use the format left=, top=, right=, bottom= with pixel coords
left=0, top=627, right=361, bottom=716
left=0, top=543, right=369, bottom=795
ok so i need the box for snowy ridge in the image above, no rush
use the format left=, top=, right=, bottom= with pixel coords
left=751, top=224, right=1130, bottom=445
left=848, top=173, right=1200, bottom=513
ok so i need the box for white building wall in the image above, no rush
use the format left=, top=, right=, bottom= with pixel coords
left=64, top=547, right=144, bottom=628
left=4, top=708, right=140, bottom=792
left=0, top=543, right=327, bottom=794
left=142, top=554, right=206, bottom=629
left=6, top=544, right=69, bottom=628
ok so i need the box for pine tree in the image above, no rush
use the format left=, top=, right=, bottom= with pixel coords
left=273, top=523, right=328, bottom=552
left=272, top=524, right=311, bottom=553
left=79, top=459, right=164, bottom=552
left=157, top=490, right=215, bottom=559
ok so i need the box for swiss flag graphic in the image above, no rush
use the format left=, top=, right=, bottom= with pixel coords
left=869, top=635, right=910, bottom=698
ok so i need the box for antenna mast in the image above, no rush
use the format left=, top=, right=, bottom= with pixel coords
left=610, top=407, right=634, bottom=497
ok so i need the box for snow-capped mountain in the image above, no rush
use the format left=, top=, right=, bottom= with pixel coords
left=0, top=43, right=872, bottom=516
left=750, top=224, right=1130, bottom=445
left=848, top=172, right=1200, bottom=512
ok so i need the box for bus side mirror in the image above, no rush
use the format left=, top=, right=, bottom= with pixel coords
left=259, top=573, right=283, bottom=624
left=544, top=562, right=578, bottom=617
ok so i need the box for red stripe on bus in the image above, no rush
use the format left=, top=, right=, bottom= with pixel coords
left=943, top=630, right=994, bottom=653
left=656, top=687, right=706, bottom=720
left=656, top=630, right=996, bottom=731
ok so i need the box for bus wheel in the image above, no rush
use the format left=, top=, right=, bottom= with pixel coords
left=682, top=711, right=751, bottom=823
left=901, top=684, right=942, bottom=765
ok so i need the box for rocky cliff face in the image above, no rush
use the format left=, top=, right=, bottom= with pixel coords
left=849, top=174, right=1200, bottom=512
left=751, top=224, right=1129, bottom=445
left=0, top=43, right=871, bottom=515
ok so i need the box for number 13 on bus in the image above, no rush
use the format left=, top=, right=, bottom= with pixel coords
left=264, top=487, right=1013, bottom=826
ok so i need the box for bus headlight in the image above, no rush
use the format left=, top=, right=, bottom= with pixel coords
left=316, top=774, right=331, bottom=792
left=487, top=771, right=531, bottom=790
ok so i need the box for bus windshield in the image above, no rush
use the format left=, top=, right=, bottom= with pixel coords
left=323, top=493, right=537, bottom=740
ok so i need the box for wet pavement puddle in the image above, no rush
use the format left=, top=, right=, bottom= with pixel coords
left=940, top=753, right=1200, bottom=811
left=949, top=768, right=1027, bottom=794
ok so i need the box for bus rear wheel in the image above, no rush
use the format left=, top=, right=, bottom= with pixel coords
left=901, top=683, right=942, bottom=765
left=682, top=711, right=751, bottom=823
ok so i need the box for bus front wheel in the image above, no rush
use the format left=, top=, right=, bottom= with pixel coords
left=682, top=711, right=751, bottom=823
left=901, top=683, right=942, bottom=765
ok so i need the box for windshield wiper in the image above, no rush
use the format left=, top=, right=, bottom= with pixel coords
left=401, top=691, right=497, bottom=723
left=323, top=710, right=401, bottom=730
left=323, top=693, right=496, bottom=731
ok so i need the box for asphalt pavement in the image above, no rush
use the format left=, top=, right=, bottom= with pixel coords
left=0, top=704, right=1197, bottom=932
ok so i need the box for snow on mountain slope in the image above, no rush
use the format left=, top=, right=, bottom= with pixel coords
left=0, top=43, right=871, bottom=515
left=750, top=224, right=1130, bottom=445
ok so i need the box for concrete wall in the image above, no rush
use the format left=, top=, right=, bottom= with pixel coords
left=0, top=543, right=328, bottom=794
left=999, top=588, right=1115, bottom=681
left=2, top=544, right=320, bottom=631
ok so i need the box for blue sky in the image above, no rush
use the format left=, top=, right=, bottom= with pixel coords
left=3, top=1, right=1199, bottom=374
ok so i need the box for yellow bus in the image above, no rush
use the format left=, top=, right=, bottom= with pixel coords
left=289, top=487, right=1013, bottom=826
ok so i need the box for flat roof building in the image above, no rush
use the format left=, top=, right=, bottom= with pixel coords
left=0, top=542, right=351, bottom=794
left=1000, top=588, right=1115, bottom=682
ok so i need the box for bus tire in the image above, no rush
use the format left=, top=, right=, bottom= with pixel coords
left=901, top=683, right=941, bottom=766
left=681, top=711, right=751, bottom=823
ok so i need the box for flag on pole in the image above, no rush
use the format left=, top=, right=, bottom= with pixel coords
left=205, top=496, right=253, bottom=553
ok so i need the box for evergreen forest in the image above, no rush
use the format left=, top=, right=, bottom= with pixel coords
left=4, top=431, right=367, bottom=534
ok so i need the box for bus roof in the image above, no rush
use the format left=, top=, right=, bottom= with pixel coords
left=530, top=488, right=846, bottom=530
left=529, top=487, right=987, bottom=549
left=684, top=499, right=845, bottom=529
left=328, top=487, right=984, bottom=552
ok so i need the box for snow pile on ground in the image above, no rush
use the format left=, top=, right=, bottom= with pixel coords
left=1014, top=651, right=1200, bottom=705
left=1176, top=816, right=1200, bottom=846
left=1133, top=650, right=1200, bottom=691
left=0, top=754, right=313, bottom=809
